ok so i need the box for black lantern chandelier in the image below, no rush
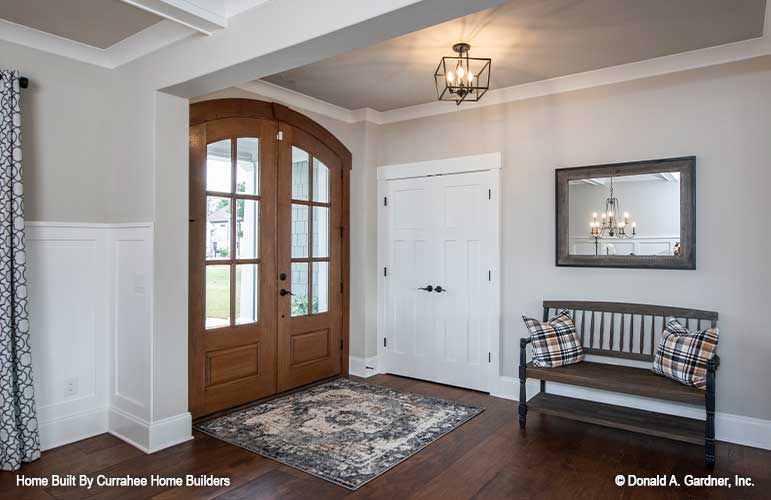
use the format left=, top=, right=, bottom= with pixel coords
left=434, top=43, right=491, bottom=105
left=589, top=176, right=637, bottom=254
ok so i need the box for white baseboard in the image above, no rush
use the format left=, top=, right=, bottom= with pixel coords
left=39, top=407, right=109, bottom=451
left=109, top=407, right=193, bottom=453
left=349, top=355, right=381, bottom=378
left=490, top=376, right=771, bottom=451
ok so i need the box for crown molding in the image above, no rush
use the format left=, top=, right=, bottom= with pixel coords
left=237, top=80, right=384, bottom=124
left=0, top=18, right=194, bottom=69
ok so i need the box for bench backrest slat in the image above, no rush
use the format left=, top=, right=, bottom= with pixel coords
left=543, top=301, right=719, bottom=362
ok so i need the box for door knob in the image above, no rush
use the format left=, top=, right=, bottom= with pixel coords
left=418, top=285, right=434, bottom=292
left=279, top=272, right=287, bottom=281
left=279, top=288, right=295, bottom=297
left=434, top=286, right=446, bottom=293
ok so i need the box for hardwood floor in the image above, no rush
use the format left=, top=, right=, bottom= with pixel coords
left=2, top=374, right=769, bottom=499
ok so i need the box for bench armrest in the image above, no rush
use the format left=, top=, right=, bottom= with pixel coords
left=519, top=337, right=532, bottom=349
left=707, top=354, right=720, bottom=371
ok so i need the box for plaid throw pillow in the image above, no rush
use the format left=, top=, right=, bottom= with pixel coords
left=652, top=318, right=719, bottom=389
left=522, top=310, right=584, bottom=368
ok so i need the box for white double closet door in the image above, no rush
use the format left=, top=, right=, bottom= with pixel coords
left=380, top=168, right=499, bottom=392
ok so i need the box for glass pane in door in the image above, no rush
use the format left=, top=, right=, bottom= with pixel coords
left=292, top=147, right=310, bottom=200
left=207, top=139, right=231, bottom=192
left=291, top=204, right=309, bottom=258
left=235, top=264, right=259, bottom=325
left=236, top=199, right=259, bottom=259
left=206, top=265, right=230, bottom=329
left=206, top=197, right=231, bottom=259
left=312, top=206, right=329, bottom=258
left=313, top=158, right=330, bottom=203
left=236, top=138, right=259, bottom=195
left=290, top=262, right=309, bottom=317
left=312, top=262, right=329, bottom=314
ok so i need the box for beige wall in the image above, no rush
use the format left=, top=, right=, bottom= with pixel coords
left=1, top=40, right=115, bottom=222
left=376, top=56, right=771, bottom=421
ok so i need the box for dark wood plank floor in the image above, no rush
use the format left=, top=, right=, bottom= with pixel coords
left=2, top=375, right=769, bottom=499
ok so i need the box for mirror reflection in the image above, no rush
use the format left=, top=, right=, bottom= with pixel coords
left=568, top=173, right=681, bottom=257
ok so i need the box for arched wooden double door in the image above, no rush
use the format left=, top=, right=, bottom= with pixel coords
left=189, top=99, right=350, bottom=418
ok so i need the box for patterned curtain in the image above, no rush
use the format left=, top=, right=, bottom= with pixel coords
left=0, top=70, right=40, bottom=470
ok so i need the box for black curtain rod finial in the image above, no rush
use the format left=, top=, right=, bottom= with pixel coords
left=19, top=77, right=29, bottom=89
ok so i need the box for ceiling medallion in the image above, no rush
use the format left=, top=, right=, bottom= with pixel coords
left=434, top=42, right=491, bottom=105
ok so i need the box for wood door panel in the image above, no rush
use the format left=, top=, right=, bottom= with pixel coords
left=289, top=329, right=330, bottom=367
left=205, top=344, right=261, bottom=387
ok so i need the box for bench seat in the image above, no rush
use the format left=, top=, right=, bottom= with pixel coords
left=526, top=361, right=705, bottom=405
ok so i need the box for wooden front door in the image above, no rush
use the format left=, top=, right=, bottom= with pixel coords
left=276, top=124, right=342, bottom=392
left=189, top=117, right=279, bottom=417
left=189, top=99, right=350, bottom=419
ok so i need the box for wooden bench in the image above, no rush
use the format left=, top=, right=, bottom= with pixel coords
left=518, top=301, right=720, bottom=465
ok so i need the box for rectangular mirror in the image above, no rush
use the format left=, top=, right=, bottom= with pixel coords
left=556, top=157, right=695, bottom=269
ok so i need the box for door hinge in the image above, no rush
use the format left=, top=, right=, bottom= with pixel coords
left=340, top=339, right=344, bottom=351
left=384, top=338, right=387, bottom=347
left=340, top=282, right=343, bottom=294
left=488, top=188, right=492, bottom=200
left=383, top=267, right=388, bottom=277
left=488, top=270, right=491, bottom=282
left=488, top=352, right=491, bottom=363
left=383, top=197, right=388, bottom=206
left=277, top=131, right=283, bottom=141
left=340, top=226, right=344, bottom=238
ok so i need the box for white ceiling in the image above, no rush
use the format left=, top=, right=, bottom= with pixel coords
left=262, top=0, right=767, bottom=112
left=0, top=0, right=162, bottom=49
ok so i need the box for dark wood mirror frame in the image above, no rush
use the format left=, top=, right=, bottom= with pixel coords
left=556, top=156, right=696, bottom=270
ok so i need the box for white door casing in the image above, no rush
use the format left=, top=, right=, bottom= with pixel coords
left=377, top=153, right=501, bottom=392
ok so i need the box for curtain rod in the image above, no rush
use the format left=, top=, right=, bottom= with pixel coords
left=0, top=74, right=29, bottom=88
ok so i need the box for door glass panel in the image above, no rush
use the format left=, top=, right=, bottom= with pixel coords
left=312, top=262, right=329, bottom=314
left=236, top=138, right=259, bottom=195
left=312, top=206, right=329, bottom=258
left=290, top=262, right=309, bottom=317
left=313, top=158, right=330, bottom=203
left=207, top=140, right=231, bottom=193
left=235, top=264, right=259, bottom=325
left=236, top=199, right=259, bottom=259
left=292, top=147, right=310, bottom=201
left=207, top=197, right=231, bottom=259
left=291, top=203, right=309, bottom=258
left=206, top=265, right=230, bottom=329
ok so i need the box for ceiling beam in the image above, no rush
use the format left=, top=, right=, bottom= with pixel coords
left=120, top=0, right=227, bottom=35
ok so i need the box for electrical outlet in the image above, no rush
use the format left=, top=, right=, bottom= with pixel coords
left=64, top=377, right=78, bottom=397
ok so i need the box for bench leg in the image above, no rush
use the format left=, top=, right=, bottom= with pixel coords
left=705, top=360, right=717, bottom=466
left=518, top=339, right=528, bottom=430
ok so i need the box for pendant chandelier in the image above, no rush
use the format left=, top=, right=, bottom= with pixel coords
left=589, top=176, right=637, bottom=241
left=434, top=43, right=491, bottom=105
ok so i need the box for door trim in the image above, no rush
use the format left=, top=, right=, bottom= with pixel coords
left=376, top=153, right=502, bottom=392
left=188, top=99, right=352, bottom=418
left=377, top=152, right=501, bottom=180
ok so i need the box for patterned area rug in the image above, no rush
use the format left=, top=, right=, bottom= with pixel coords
left=195, top=378, right=483, bottom=490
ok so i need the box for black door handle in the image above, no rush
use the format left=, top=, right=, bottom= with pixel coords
left=279, top=288, right=295, bottom=296
left=418, top=285, right=434, bottom=292
left=434, top=286, right=446, bottom=293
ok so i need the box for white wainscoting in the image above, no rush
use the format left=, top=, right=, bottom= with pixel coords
left=569, top=236, right=679, bottom=256
left=27, top=223, right=112, bottom=450
left=26, top=222, right=190, bottom=454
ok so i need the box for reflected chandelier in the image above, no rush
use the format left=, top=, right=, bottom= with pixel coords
left=590, top=176, right=637, bottom=240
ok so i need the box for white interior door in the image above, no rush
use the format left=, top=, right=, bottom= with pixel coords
left=381, top=169, right=498, bottom=392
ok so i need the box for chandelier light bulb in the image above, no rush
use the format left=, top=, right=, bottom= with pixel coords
left=467, top=71, right=474, bottom=83
left=447, top=71, right=454, bottom=83
left=457, top=65, right=465, bottom=79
